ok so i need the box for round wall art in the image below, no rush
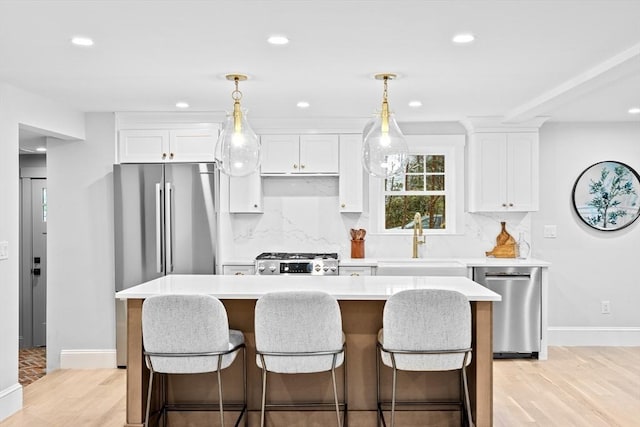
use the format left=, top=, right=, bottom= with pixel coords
left=572, top=160, right=640, bottom=231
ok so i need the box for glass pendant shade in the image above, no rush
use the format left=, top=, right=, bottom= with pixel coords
left=362, top=112, right=408, bottom=178
left=216, top=110, right=260, bottom=177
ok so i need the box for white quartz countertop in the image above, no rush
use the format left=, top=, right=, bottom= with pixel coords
left=223, top=257, right=551, bottom=268
left=115, top=274, right=501, bottom=301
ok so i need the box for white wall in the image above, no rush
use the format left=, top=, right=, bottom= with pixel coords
left=534, top=122, right=640, bottom=345
left=46, top=113, right=116, bottom=370
left=0, top=83, right=84, bottom=421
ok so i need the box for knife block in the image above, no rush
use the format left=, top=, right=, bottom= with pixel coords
left=350, top=240, right=364, bottom=259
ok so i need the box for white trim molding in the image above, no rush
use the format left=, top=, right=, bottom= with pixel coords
left=0, top=383, right=22, bottom=422
left=548, top=327, right=640, bottom=346
left=60, top=349, right=117, bottom=369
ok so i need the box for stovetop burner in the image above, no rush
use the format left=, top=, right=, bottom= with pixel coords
left=256, top=252, right=339, bottom=261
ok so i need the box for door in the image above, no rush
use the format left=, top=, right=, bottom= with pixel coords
left=164, top=163, right=217, bottom=274
left=20, top=178, right=47, bottom=348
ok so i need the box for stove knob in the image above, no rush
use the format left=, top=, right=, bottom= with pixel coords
left=323, top=265, right=329, bottom=271
left=330, top=265, right=337, bottom=272
left=258, top=263, right=266, bottom=272
left=269, top=264, right=277, bottom=272
left=314, top=264, right=321, bottom=272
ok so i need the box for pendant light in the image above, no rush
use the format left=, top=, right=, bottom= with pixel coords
left=216, top=74, right=261, bottom=177
left=362, top=73, right=408, bottom=178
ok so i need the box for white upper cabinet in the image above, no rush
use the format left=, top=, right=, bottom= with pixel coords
left=229, top=171, right=263, bottom=213
left=119, top=128, right=217, bottom=163
left=261, top=134, right=339, bottom=174
left=338, top=134, right=363, bottom=212
left=467, top=132, right=539, bottom=212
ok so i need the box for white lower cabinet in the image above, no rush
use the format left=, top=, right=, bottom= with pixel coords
left=339, top=266, right=374, bottom=276
left=222, top=265, right=255, bottom=275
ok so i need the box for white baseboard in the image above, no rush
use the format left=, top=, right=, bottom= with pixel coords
left=60, top=349, right=117, bottom=369
left=548, top=327, right=640, bottom=346
left=0, top=383, right=22, bottom=422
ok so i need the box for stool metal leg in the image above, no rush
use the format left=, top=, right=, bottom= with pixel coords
left=390, top=354, right=398, bottom=427
left=260, top=355, right=267, bottom=427
left=145, top=363, right=154, bottom=427
left=330, top=354, right=341, bottom=427
left=217, top=354, right=225, bottom=427
left=243, top=347, right=248, bottom=427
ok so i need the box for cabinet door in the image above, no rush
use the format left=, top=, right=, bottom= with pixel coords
left=339, top=266, right=373, bottom=276
left=299, top=135, right=339, bottom=173
left=119, top=130, right=170, bottom=163
left=261, top=135, right=300, bottom=173
left=222, top=265, right=255, bottom=275
left=229, top=171, right=263, bottom=213
left=506, top=133, right=538, bottom=211
left=339, top=134, right=363, bottom=212
left=169, top=128, right=217, bottom=162
left=469, top=133, right=508, bottom=211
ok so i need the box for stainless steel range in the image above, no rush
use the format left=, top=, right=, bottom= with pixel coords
left=255, top=252, right=339, bottom=275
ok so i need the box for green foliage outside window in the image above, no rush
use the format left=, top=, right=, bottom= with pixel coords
left=385, top=155, right=446, bottom=230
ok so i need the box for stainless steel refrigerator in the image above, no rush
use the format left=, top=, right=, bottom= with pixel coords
left=114, top=163, right=218, bottom=367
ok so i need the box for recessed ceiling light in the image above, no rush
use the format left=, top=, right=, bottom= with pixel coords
left=296, top=101, right=310, bottom=108
left=629, top=107, right=640, bottom=114
left=452, top=33, right=475, bottom=44
left=267, top=35, right=289, bottom=45
left=408, top=100, right=423, bottom=108
left=36, top=147, right=47, bottom=152
left=175, top=102, right=190, bottom=109
left=71, top=36, right=94, bottom=47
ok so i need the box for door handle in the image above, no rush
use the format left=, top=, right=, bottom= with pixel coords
left=165, top=182, right=173, bottom=273
left=156, top=183, right=163, bottom=273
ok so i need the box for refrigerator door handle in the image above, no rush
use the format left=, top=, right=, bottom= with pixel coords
left=155, top=183, right=163, bottom=273
left=165, top=182, right=173, bottom=273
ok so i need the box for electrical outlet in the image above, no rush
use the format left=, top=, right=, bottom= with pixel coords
left=0, top=241, right=8, bottom=261
left=601, top=300, right=611, bottom=314
left=543, top=225, right=557, bottom=238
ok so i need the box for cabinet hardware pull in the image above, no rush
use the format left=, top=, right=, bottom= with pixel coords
left=234, top=272, right=245, bottom=275
left=350, top=273, right=360, bottom=276
left=509, top=203, right=514, bottom=207
left=502, top=203, right=507, bottom=207
left=293, top=164, right=298, bottom=169
left=341, top=203, right=346, bottom=208
left=169, top=152, right=174, bottom=159
left=162, top=153, right=167, bottom=159
left=254, top=204, right=258, bottom=208
left=300, top=164, right=305, bottom=169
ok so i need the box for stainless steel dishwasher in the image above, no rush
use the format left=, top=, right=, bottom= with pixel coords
left=474, top=266, right=541, bottom=358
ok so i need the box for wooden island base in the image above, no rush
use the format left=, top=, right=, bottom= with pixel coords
left=125, top=299, right=493, bottom=427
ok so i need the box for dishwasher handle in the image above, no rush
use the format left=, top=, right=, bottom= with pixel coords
left=484, top=273, right=531, bottom=279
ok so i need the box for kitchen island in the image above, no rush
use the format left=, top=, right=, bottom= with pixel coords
left=116, top=274, right=500, bottom=427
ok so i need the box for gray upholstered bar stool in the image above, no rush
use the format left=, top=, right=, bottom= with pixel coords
left=141, top=294, right=247, bottom=427
left=376, top=289, right=474, bottom=427
left=254, top=291, right=347, bottom=427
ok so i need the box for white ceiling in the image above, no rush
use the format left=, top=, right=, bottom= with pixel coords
left=1, top=0, right=640, bottom=129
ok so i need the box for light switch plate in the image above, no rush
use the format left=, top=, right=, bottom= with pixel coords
left=0, top=241, right=8, bottom=260
left=543, top=225, right=557, bottom=238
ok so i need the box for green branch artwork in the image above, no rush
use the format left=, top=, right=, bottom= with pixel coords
left=586, top=165, right=637, bottom=229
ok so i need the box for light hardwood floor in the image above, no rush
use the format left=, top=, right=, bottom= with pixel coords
left=1, top=347, right=638, bottom=426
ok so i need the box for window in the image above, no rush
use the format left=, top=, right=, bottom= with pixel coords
left=385, top=154, right=446, bottom=230
left=370, top=135, right=464, bottom=235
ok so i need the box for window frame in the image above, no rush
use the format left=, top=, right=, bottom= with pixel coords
left=369, top=134, right=465, bottom=235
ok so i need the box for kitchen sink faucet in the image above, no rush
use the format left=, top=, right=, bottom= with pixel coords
left=412, top=212, right=425, bottom=258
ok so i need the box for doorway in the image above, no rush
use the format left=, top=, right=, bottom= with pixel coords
left=20, top=177, right=47, bottom=348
